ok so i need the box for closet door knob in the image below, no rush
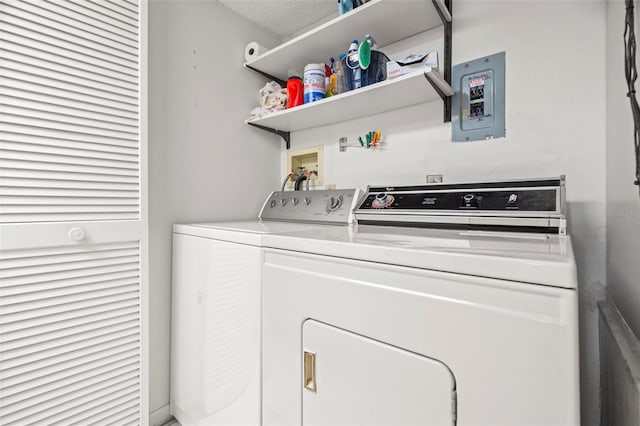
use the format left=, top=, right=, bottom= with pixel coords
left=68, top=227, right=86, bottom=241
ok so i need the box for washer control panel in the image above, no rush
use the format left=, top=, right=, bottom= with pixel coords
left=259, top=189, right=360, bottom=224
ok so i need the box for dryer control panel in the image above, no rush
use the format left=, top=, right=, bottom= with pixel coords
left=359, top=188, right=558, bottom=212
left=355, top=177, right=567, bottom=234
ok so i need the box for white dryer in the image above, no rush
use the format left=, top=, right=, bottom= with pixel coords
left=261, top=177, right=580, bottom=426
left=170, top=189, right=360, bottom=426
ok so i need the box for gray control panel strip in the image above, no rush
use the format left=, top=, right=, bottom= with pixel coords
left=259, top=189, right=360, bottom=225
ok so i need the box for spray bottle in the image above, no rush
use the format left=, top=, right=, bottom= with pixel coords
left=335, top=53, right=347, bottom=94
left=346, top=40, right=361, bottom=90
left=327, top=57, right=337, bottom=96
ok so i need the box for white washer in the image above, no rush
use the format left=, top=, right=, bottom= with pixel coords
left=261, top=178, right=580, bottom=426
left=170, top=189, right=360, bottom=426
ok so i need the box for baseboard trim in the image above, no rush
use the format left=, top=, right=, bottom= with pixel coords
left=149, top=404, right=172, bottom=426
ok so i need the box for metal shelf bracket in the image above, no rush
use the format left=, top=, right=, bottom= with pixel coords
left=431, top=0, right=453, bottom=122
left=244, top=64, right=290, bottom=148
left=247, top=121, right=291, bottom=149
left=424, top=69, right=453, bottom=122
left=244, top=64, right=286, bottom=87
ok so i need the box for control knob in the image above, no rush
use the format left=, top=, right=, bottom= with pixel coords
left=303, top=197, right=311, bottom=206
left=462, top=194, right=478, bottom=207
left=291, top=198, right=299, bottom=206
left=325, top=195, right=343, bottom=212
left=371, top=193, right=395, bottom=209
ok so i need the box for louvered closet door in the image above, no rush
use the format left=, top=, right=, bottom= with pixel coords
left=0, top=0, right=146, bottom=425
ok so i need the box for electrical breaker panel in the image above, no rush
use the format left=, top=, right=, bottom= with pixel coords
left=452, top=52, right=505, bottom=142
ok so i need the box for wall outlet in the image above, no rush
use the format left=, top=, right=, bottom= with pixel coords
left=426, top=174, right=443, bottom=183
left=286, top=145, right=323, bottom=188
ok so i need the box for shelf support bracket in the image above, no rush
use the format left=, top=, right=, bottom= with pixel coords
left=443, top=0, right=452, bottom=122
left=424, top=70, right=453, bottom=101
left=244, top=64, right=287, bottom=87
left=247, top=122, right=291, bottom=149
left=431, top=0, right=453, bottom=122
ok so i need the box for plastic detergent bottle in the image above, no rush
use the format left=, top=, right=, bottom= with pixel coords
left=324, top=63, right=332, bottom=97
left=286, top=70, right=303, bottom=109
left=346, top=40, right=361, bottom=90
left=304, top=63, right=325, bottom=103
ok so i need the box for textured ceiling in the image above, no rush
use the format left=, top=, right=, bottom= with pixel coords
left=217, top=0, right=338, bottom=38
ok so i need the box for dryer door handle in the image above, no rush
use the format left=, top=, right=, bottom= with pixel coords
left=304, top=351, right=316, bottom=392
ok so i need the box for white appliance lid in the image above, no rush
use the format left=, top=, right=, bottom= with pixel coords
left=262, top=225, right=577, bottom=288
left=173, top=221, right=336, bottom=246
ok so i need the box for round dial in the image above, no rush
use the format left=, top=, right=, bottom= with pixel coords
left=371, top=193, right=395, bottom=209
left=325, top=195, right=343, bottom=212
left=462, top=194, right=478, bottom=207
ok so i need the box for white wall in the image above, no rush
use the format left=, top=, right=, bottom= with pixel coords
left=606, top=2, right=640, bottom=337
left=148, top=1, right=610, bottom=424
left=282, top=1, right=607, bottom=424
left=148, top=0, right=281, bottom=419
